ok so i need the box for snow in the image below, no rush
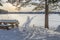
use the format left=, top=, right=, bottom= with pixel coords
left=0, top=28, right=21, bottom=40
left=0, top=14, right=60, bottom=40
left=0, top=14, right=60, bottom=30
left=30, top=0, right=40, bottom=3
left=0, top=26, right=60, bottom=40
left=0, top=0, right=60, bottom=40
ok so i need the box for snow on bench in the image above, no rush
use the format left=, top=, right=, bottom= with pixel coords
left=0, top=25, right=11, bottom=30
left=0, top=20, right=19, bottom=30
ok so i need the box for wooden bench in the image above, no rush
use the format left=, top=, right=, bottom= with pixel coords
left=0, top=20, right=19, bottom=30
left=0, top=25, right=11, bottom=30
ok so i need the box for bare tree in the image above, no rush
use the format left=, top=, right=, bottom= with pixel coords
left=15, top=0, right=31, bottom=10
left=0, top=3, right=3, bottom=6
left=45, top=0, right=49, bottom=29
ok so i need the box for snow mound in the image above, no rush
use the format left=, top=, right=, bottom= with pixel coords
left=0, top=28, right=21, bottom=40
left=20, top=26, right=60, bottom=40
left=0, top=25, right=60, bottom=40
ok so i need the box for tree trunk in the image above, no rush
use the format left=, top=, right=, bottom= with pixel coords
left=45, top=0, right=49, bottom=29
left=16, top=0, right=20, bottom=7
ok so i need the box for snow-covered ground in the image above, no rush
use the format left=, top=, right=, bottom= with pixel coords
left=0, top=14, right=60, bottom=30
left=0, top=0, right=60, bottom=40
left=0, top=14, right=60, bottom=40
left=0, top=25, right=60, bottom=40
left=0, top=28, right=21, bottom=40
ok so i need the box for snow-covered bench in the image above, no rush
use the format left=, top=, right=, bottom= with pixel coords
left=0, top=20, right=19, bottom=30
left=0, top=25, right=11, bottom=30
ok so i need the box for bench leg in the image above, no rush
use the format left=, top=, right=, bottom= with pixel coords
left=0, top=23, right=1, bottom=24
left=6, top=27, right=10, bottom=30
left=16, top=24, right=18, bottom=27
left=11, top=24, right=14, bottom=28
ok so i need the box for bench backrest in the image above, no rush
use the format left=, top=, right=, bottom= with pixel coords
left=0, top=20, right=19, bottom=24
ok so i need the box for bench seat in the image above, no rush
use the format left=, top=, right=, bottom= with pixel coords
left=0, top=20, right=19, bottom=30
